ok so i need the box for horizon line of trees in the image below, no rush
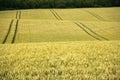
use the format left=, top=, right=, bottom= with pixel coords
left=0, top=0, right=120, bottom=10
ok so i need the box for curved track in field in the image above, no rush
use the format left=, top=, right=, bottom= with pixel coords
left=19, top=11, right=21, bottom=19
left=50, top=9, right=62, bottom=20
left=52, top=9, right=63, bottom=20
left=2, top=19, right=14, bottom=44
left=2, top=10, right=21, bottom=44
left=50, top=9, right=59, bottom=20
left=74, top=22, right=108, bottom=41
left=16, top=11, right=18, bottom=19
left=83, top=10, right=106, bottom=21
left=16, top=11, right=21, bottom=19
left=11, top=11, right=21, bottom=43
left=79, top=22, right=108, bottom=40
left=11, top=19, right=19, bottom=43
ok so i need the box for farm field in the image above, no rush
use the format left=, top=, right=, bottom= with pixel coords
left=78, top=21, right=120, bottom=40
left=0, top=19, right=11, bottom=43
left=84, top=7, right=120, bottom=21
left=0, top=41, right=120, bottom=80
left=0, top=7, right=120, bottom=80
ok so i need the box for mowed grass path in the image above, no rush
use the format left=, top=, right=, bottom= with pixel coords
left=0, top=7, right=120, bottom=80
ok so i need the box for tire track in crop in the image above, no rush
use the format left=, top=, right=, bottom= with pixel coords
left=19, top=11, right=21, bottom=19
left=16, top=11, right=18, bottom=19
left=50, top=9, right=59, bottom=20
left=16, top=11, right=21, bottom=19
left=79, top=23, right=108, bottom=40
left=2, top=11, right=21, bottom=44
left=50, top=9, right=62, bottom=20
left=83, top=10, right=106, bottom=21
left=74, top=22, right=100, bottom=40
left=11, top=10, right=21, bottom=43
left=74, top=22, right=108, bottom=40
left=52, top=9, right=63, bottom=20
left=11, top=19, right=19, bottom=43
left=2, top=19, right=14, bottom=44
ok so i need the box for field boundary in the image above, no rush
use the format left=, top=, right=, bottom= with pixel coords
left=50, top=9, right=62, bottom=20
left=74, top=22, right=108, bottom=40
left=2, top=19, right=14, bottom=44
left=83, top=10, right=106, bottom=21
left=11, top=19, right=19, bottom=43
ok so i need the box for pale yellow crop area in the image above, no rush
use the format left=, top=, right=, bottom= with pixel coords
left=0, top=19, right=11, bottom=43
left=0, top=7, right=120, bottom=80
left=0, top=41, right=120, bottom=80
left=0, top=11, right=16, bottom=19
left=84, top=7, right=120, bottom=21
left=21, top=9, right=56, bottom=20
left=15, top=20, right=96, bottom=43
left=79, top=21, right=120, bottom=40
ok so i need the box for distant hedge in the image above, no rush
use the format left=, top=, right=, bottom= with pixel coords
left=0, top=0, right=120, bottom=10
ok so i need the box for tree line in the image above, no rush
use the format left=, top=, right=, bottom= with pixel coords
left=0, top=0, right=120, bottom=10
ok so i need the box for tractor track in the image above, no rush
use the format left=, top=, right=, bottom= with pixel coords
left=16, top=11, right=18, bottom=19
left=83, top=10, right=106, bottom=21
left=50, top=9, right=59, bottom=20
left=52, top=9, right=63, bottom=20
left=16, top=11, right=21, bottom=19
left=79, top=23, right=108, bottom=40
left=74, top=22, right=108, bottom=41
left=2, top=19, right=14, bottom=44
left=74, top=22, right=101, bottom=40
left=50, top=9, right=62, bottom=20
left=19, top=11, right=21, bottom=19
left=11, top=19, right=19, bottom=43
left=11, top=10, right=21, bottom=43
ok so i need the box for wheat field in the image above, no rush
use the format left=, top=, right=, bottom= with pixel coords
left=0, top=7, right=120, bottom=80
left=0, top=41, right=120, bottom=80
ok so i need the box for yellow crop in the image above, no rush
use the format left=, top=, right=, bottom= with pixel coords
left=0, top=7, right=120, bottom=80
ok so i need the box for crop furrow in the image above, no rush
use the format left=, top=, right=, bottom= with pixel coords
left=11, top=20, right=19, bottom=43
left=74, top=22, right=101, bottom=40
left=83, top=10, right=106, bottom=21
left=2, top=19, right=14, bottom=44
